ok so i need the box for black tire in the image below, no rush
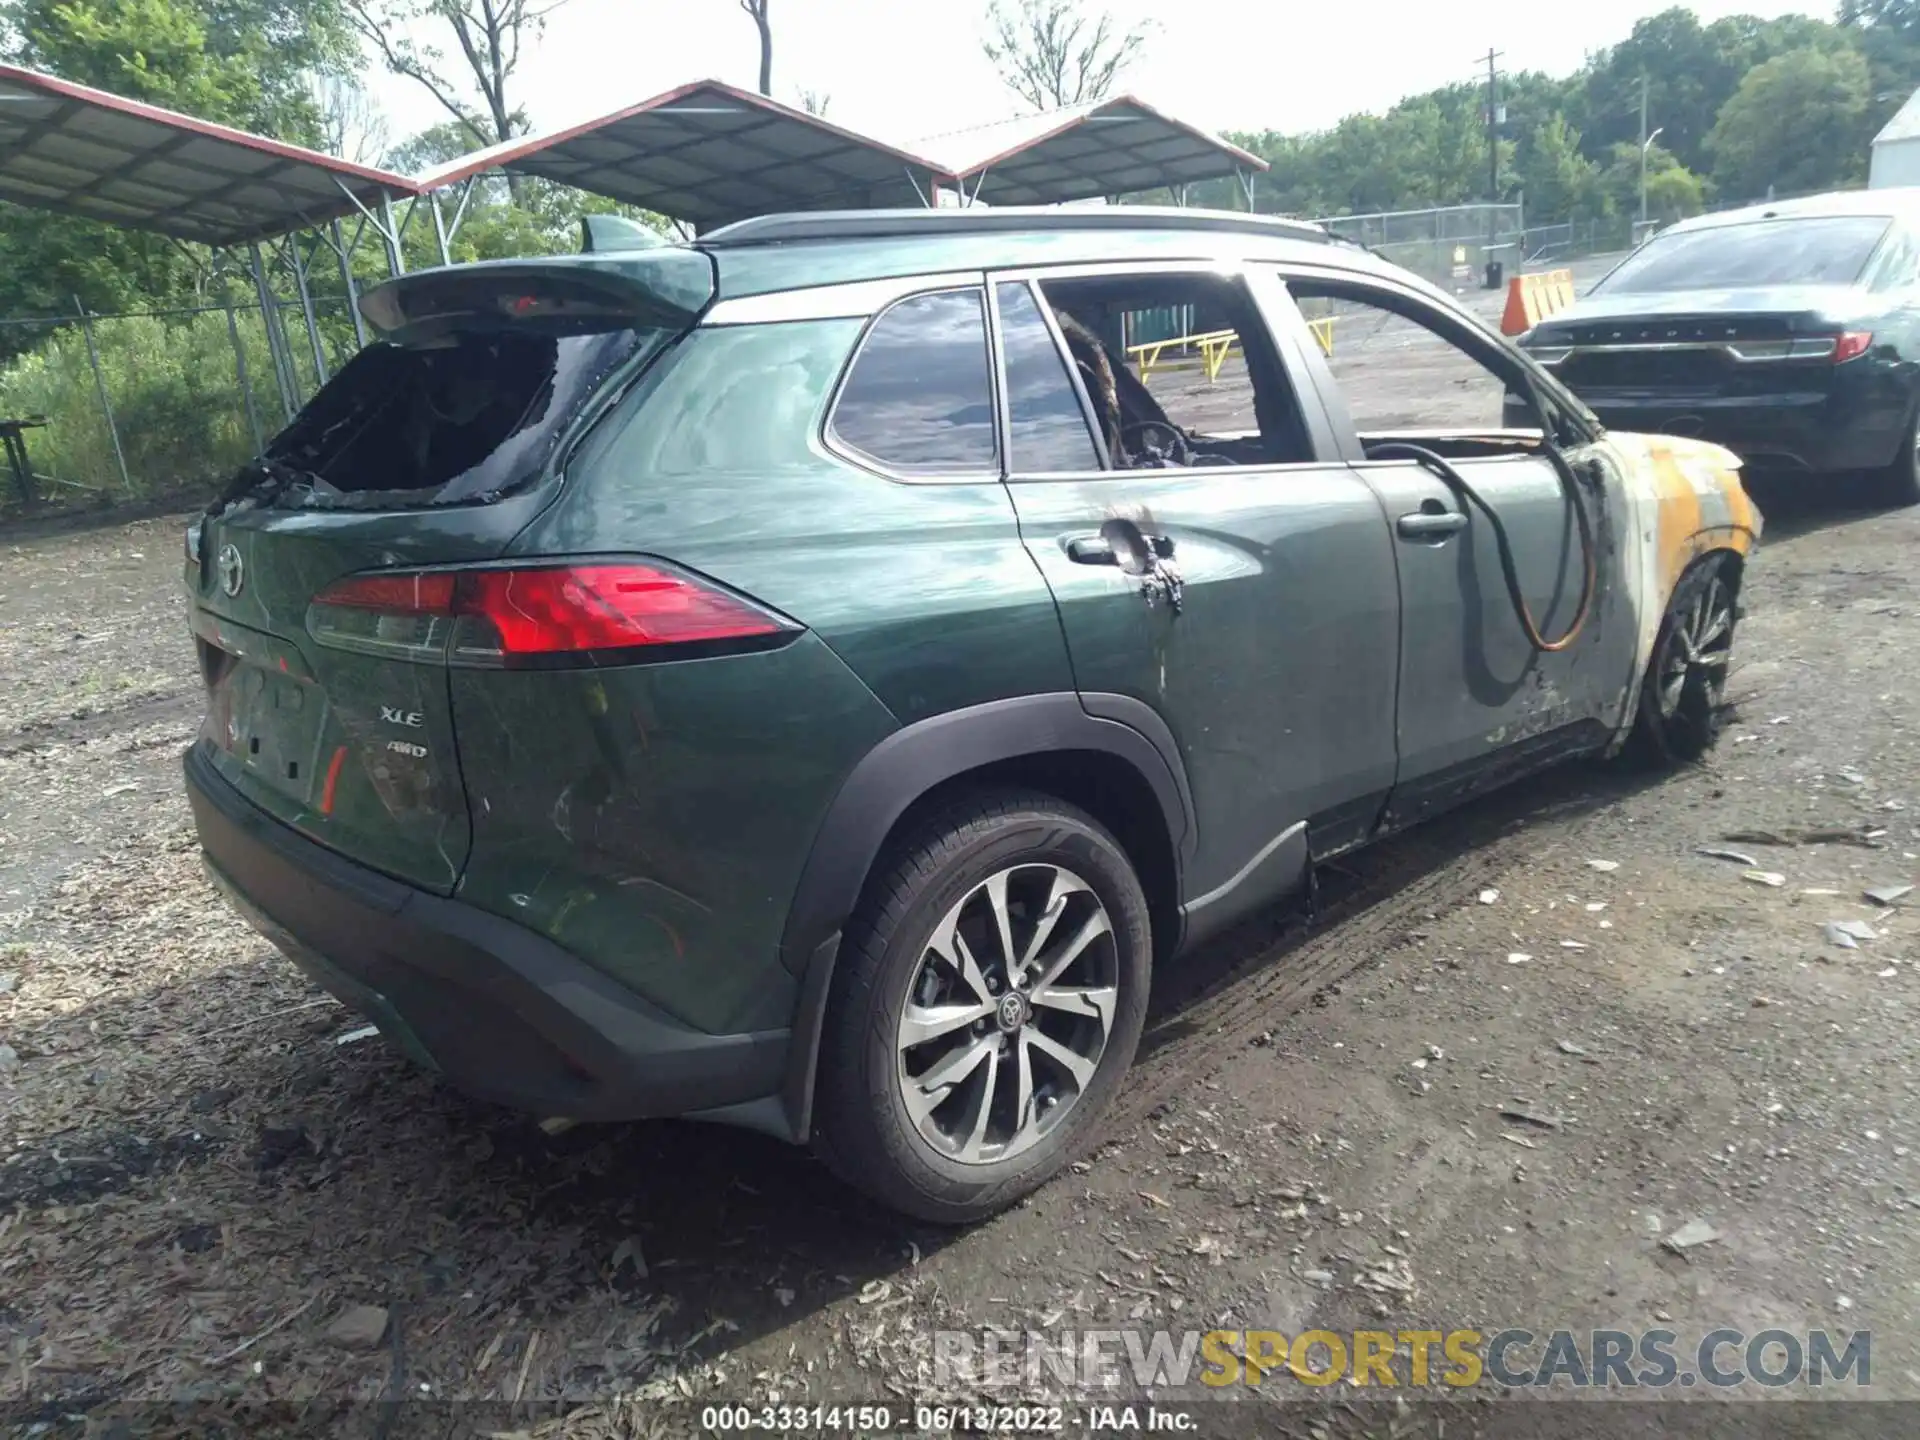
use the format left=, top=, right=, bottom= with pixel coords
left=1629, top=557, right=1737, bottom=765
left=813, top=791, right=1152, bottom=1224
left=1872, top=415, right=1920, bottom=508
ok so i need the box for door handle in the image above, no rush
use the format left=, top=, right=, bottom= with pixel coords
left=1066, top=535, right=1117, bottom=564
left=1396, top=509, right=1468, bottom=539
left=1064, top=530, right=1175, bottom=567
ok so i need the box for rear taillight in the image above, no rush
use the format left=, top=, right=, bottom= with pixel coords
left=1730, top=332, right=1874, bottom=363
left=307, top=562, right=796, bottom=667
left=1833, top=331, right=1873, bottom=364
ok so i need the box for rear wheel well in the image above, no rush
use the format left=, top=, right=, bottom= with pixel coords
left=861, top=751, right=1182, bottom=963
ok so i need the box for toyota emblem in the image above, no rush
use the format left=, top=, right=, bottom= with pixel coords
left=217, top=543, right=244, bottom=597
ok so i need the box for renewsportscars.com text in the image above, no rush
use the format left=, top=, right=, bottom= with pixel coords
left=931, top=1326, right=1871, bottom=1391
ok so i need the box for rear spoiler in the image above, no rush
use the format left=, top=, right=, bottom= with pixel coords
left=581, top=213, right=669, bottom=253
left=358, top=250, right=715, bottom=342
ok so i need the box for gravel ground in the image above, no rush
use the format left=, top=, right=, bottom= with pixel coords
left=3, top=256, right=1917, bottom=1435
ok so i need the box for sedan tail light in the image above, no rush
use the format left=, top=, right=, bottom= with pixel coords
left=1729, top=332, right=1874, bottom=363
left=1832, top=331, right=1873, bottom=364
left=308, top=562, right=797, bottom=667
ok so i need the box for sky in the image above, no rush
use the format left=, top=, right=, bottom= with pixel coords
left=361, top=0, right=1827, bottom=159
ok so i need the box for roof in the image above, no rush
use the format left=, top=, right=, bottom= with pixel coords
left=414, top=80, right=946, bottom=227
left=1876, top=88, right=1920, bottom=146
left=0, top=64, right=419, bottom=246
left=702, top=205, right=1327, bottom=247
left=697, top=207, right=1376, bottom=303
left=913, top=96, right=1267, bottom=207
left=1663, top=188, right=1920, bottom=235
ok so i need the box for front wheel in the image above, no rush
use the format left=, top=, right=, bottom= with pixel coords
left=813, top=793, right=1152, bottom=1224
left=1630, top=558, right=1737, bottom=764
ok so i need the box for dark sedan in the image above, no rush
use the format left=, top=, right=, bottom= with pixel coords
left=1513, top=193, right=1920, bottom=504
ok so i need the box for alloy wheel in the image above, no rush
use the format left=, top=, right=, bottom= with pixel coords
left=894, top=863, right=1117, bottom=1165
left=1656, top=570, right=1734, bottom=719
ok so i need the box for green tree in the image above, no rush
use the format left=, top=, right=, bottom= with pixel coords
left=7, top=0, right=347, bottom=141
left=0, top=0, right=352, bottom=352
left=981, top=0, right=1149, bottom=112
left=1516, top=114, right=1608, bottom=222
left=1567, top=8, right=1853, bottom=175
left=1707, top=46, right=1873, bottom=200
left=342, top=0, right=566, bottom=150
left=1598, top=141, right=1704, bottom=222
left=1839, top=0, right=1920, bottom=139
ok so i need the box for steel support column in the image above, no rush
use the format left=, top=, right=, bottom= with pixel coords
left=330, top=218, right=368, bottom=350
left=74, top=297, right=131, bottom=495
left=289, top=234, right=329, bottom=386
left=249, top=241, right=298, bottom=422
left=379, top=193, right=406, bottom=276
left=429, top=191, right=453, bottom=268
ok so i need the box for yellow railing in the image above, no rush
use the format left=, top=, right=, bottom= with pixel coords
left=1128, top=328, right=1239, bottom=382
left=1129, top=319, right=1336, bottom=382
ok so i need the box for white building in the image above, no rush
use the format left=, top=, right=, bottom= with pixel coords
left=1870, top=89, right=1920, bottom=188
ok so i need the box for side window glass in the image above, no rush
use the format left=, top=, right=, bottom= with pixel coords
left=996, top=281, right=1102, bottom=473
left=829, top=289, right=997, bottom=475
left=1291, top=285, right=1515, bottom=433
left=1028, top=273, right=1314, bottom=470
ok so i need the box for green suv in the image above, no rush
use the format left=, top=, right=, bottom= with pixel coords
left=184, top=208, right=1758, bottom=1222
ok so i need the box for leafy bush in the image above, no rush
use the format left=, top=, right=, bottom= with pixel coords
left=0, top=307, right=298, bottom=505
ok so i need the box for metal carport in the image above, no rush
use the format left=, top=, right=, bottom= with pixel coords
left=414, top=80, right=952, bottom=238
left=0, top=64, right=426, bottom=457
left=916, top=96, right=1267, bottom=209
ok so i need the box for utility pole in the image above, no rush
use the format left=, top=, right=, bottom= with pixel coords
left=1485, top=49, right=1502, bottom=206
left=1638, top=73, right=1650, bottom=226
left=1483, top=47, right=1504, bottom=287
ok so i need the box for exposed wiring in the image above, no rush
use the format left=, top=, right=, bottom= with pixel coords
left=1367, top=439, right=1598, bottom=653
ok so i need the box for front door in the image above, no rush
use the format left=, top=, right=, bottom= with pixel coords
left=1277, top=269, right=1639, bottom=828
left=990, top=264, right=1402, bottom=942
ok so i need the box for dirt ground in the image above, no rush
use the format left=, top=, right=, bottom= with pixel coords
left=4, top=259, right=1919, bottom=1435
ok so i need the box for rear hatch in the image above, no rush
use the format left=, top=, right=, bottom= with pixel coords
left=187, top=251, right=713, bottom=892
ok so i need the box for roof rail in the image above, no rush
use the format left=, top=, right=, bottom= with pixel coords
left=700, top=205, right=1334, bottom=248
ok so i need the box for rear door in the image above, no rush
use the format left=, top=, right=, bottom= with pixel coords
left=994, top=262, right=1402, bottom=937
left=1276, top=267, right=1637, bottom=827
left=188, top=256, right=708, bottom=892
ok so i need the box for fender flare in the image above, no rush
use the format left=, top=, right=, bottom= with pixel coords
left=772, top=691, right=1196, bottom=1142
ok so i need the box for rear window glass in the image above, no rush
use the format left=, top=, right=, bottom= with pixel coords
left=1599, top=216, right=1891, bottom=294
left=829, top=288, right=997, bottom=475
left=247, top=327, right=656, bottom=509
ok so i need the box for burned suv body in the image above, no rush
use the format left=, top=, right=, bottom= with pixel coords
left=185, top=208, right=1758, bottom=1222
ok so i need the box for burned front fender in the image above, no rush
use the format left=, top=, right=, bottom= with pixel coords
left=1601, top=431, right=1762, bottom=729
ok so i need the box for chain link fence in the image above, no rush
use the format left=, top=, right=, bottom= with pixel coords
left=0, top=291, right=362, bottom=523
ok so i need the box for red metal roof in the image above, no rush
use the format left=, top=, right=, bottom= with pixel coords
left=0, top=65, right=419, bottom=246
left=416, top=80, right=950, bottom=227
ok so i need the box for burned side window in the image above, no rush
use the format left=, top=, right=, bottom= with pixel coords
left=829, top=289, right=998, bottom=476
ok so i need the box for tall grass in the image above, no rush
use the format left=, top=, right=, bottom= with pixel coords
left=0, top=306, right=321, bottom=508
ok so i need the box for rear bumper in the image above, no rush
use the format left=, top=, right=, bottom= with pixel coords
left=183, top=743, right=790, bottom=1125
left=1517, top=377, right=1909, bottom=474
